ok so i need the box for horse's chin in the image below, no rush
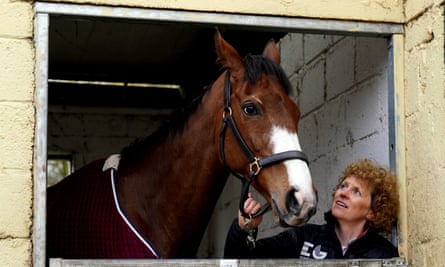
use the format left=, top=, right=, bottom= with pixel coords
left=271, top=199, right=315, bottom=227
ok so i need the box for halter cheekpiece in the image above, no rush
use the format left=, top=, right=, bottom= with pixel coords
left=219, top=71, right=309, bottom=218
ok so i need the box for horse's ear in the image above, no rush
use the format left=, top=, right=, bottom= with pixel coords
left=215, top=31, right=244, bottom=76
left=262, top=39, right=281, bottom=64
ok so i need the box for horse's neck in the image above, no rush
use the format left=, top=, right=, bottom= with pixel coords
left=119, top=86, right=228, bottom=257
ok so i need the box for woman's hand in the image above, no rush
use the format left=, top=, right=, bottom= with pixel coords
left=238, top=192, right=263, bottom=232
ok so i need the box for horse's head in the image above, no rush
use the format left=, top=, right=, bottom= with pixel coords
left=215, top=31, right=317, bottom=227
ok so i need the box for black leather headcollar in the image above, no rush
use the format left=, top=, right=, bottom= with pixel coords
left=219, top=71, right=309, bottom=218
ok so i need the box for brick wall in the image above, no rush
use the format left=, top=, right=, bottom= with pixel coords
left=403, top=2, right=445, bottom=266
left=0, top=1, right=34, bottom=266
left=290, top=34, right=390, bottom=225
left=48, top=107, right=170, bottom=170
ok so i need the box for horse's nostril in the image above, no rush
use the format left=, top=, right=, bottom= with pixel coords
left=286, top=189, right=301, bottom=215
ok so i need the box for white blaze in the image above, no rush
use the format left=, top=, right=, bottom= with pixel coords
left=270, top=126, right=314, bottom=203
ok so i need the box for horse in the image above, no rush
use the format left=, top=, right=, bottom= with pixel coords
left=46, top=31, right=318, bottom=259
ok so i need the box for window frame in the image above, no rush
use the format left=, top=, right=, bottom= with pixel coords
left=34, top=2, right=406, bottom=265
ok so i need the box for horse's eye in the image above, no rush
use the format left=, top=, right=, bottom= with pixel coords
left=242, top=102, right=260, bottom=116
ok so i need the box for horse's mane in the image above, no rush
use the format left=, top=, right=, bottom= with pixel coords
left=118, top=54, right=290, bottom=170
left=243, top=54, right=291, bottom=94
left=118, top=94, right=204, bottom=170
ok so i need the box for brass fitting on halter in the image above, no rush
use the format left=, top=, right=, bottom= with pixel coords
left=222, top=106, right=232, bottom=119
left=249, top=157, right=262, bottom=176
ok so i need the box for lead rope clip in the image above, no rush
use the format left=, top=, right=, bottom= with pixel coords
left=243, top=214, right=257, bottom=250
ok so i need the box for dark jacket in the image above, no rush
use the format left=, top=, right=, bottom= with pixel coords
left=224, top=211, right=398, bottom=259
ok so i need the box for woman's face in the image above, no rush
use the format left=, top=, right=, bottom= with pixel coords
left=331, top=175, right=374, bottom=225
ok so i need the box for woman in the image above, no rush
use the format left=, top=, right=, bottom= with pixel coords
left=224, top=159, right=399, bottom=259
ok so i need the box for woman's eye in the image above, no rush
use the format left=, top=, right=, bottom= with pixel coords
left=242, top=103, right=260, bottom=116
left=353, top=190, right=362, bottom=196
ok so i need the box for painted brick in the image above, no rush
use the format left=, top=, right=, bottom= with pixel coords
left=307, top=155, right=333, bottom=225
left=0, top=239, right=31, bottom=267
left=83, top=114, right=128, bottom=137
left=280, top=33, right=304, bottom=75
left=0, top=169, right=32, bottom=237
left=356, top=37, right=388, bottom=82
left=299, top=112, right=319, bottom=161
left=48, top=112, right=85, bottom=136
left=351, top=131, right=389, bottom=163
left=300, top=58, right=325, bottom=115
left=288, top=72, right=300, bottom=103
left=0, top=103, right=34, bottom=170
left=0, top=2, right=33, bottom=38
left=315, top=97, right=343, bottom=154
left=0, top=3, right=34, bottom=264
left=0, top=39, right=34, bottom=101
left=326, top=37, right=355, bottom=99
left=405, top=19, right=435, bottom=52
left=405, top=0, right=437, bottom=21
left=403, top=5, right=445, bottom=266
left=48, top=110, right=170, bottom=169
left=405, top=6, right=443, bottom=116
left=404, top=50, right=422, bottom=117
left=304, top=34, right=333, bottom=63
left=39, top=0, right=404, bottom=22
left=339, top=75, right=388, bottom=146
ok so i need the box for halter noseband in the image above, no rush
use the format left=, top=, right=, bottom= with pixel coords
left=219, top=71, right=309, bottom=218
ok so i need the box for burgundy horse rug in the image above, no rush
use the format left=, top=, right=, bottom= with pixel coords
left=46, top=155, right=159, bottom=259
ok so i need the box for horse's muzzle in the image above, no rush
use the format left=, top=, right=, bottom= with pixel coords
left=273, top=188, right=317, bottom=227
left=286, top=188, right=302, bottom=215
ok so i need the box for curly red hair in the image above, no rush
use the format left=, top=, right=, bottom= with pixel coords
left=334, top=159, right=399, bottom=233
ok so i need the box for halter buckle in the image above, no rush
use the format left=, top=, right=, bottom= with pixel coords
left=249, top=157, right=262, bottom=176
left=222, top=107, right=232, bottom=119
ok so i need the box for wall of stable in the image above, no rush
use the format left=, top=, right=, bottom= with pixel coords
left=0, top=1, right=34, bottom=266
left=47, top=107, right=170, bottom=170
left=0, top=0, right=444, bottom=266
left=403, top=1, right=445, bottom=266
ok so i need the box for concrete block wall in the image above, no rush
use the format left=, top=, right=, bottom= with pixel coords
left=0, top=1, right=34, bottom=266
left=48, top=107, right=170, bottom=170
left=403, top=2, right=445, bottom=266
left=201, top=33, right=390, bottom=257
left=283, top=34, right=389, bottom=225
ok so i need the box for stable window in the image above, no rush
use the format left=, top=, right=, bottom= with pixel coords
left=34, top=2, right=406, bottom=266
left=47, top=154, right=72, bottom=187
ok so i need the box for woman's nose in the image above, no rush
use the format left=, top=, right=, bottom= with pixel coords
left=339, top=189, right=349, bottom=198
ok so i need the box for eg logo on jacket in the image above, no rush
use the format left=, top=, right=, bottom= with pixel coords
left=300, top=241, right=328, bottom=259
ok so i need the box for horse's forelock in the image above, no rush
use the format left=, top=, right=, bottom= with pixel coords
left=243, top=55, right=291, bottom=94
